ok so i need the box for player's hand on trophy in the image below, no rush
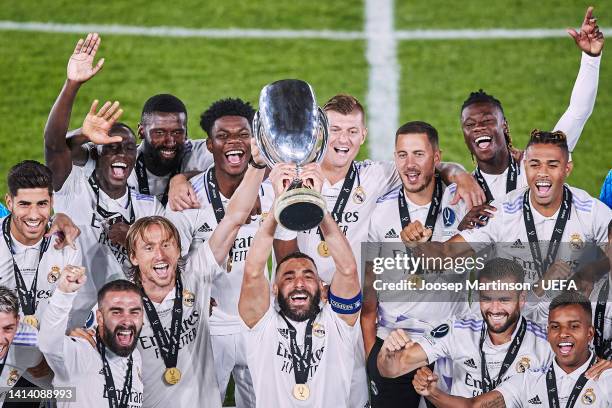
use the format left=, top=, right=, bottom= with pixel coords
left=269, top=163, right=297, bottom=197
left=400, top=220, right=432, bottom=246
left=250, top=137, right=267, bottom=168
left=47, top=213, right=81, bottom=250
left=67, top=33, right=105, bottom=84
left=68, top=327, right=97, bottom=348
left=412, top=366, right=439, bottom=397
left=568, top=6, right=604, bottom=56
left=82, top=99, right=124, bottom=145
left=450, top=172, right=486, bottom=210
left=381, top=329, right=413, bottom=353
left=58, top=265, right=87, bottom=294
left=458, top=204, right=497, bottom=231
left=168, top=174, right=200, bottom=211
left=108, top=221, right=130, bottom=247
left=300, top=163, right=325, bottom=193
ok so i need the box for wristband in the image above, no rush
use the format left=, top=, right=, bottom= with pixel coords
left=328, top=289, right=362, bottom=314
left=249, top=157, right=267, bottom=169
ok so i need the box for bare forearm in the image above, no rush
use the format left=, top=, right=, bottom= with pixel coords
left=428, top=390, right=505, bottom=408
left=44, top=80, right=81, bottom=153
left=361, top=309, right=377, bottom=358
left=437, top=162, right=466, bottom=185
left=225, top=166, right=265, bottom=224
left=319, top=212, right=356, bottom=278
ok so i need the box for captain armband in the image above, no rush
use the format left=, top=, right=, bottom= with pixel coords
left=328, top=289, right=362, bottom=314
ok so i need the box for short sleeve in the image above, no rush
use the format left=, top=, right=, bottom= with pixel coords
left=181, top=140, right=213, bottom=173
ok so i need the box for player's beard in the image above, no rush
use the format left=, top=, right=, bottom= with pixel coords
left=277, top=288, right=321, bottom=322
left=102, top=323, right=141, bottom=357
left=404, top=170, right=434, bottom=194
left=142, top=139, right=185, bottom=176
left=483, top=307, right=520, bottom=334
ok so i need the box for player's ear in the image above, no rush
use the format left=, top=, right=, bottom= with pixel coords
left=434, top=148, right=442, bottom=167
left=272, top=283, right=279, bottom=297
left=565, top=159, right=573, bottom=177
left=4, top=194, right=12, bottom=210
left=129, top=251, right=139, bottom=267
left=137, top=123, right=145, bottom=141
left=206, top=137, right=213, bottom=153
left=587, top=323, right=594, bottom=343
left=96, top=309, right=104, bottom=329
left=360, top=126, right=368, bottom=145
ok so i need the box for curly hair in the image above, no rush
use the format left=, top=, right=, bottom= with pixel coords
left=199, top=98, right=255, bottom=137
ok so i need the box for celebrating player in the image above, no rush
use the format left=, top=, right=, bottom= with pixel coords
left=363, top=121, right=469, bottom=407
left=412, top=291, right=612, bottom=407
left=239, top=163, right=362, bottom=407
left=455, top=6, right=604, bottom=230
left=40, top=268, right=145, bottom=408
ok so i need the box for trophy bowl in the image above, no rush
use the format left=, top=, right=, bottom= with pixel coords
left=253, top=79, right=329, bottom=231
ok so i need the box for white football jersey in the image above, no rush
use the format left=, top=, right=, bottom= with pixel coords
left=0, top=322, right=44, bottom=404
left=166, top=167, right=293, bottom=335
left=459, top=186, right=611, bottom=284
left=416, top=316, right=552, bottom=398
left=0, top=222, right=81, bottom=328
left=497, top=352, right=611, bottom=407
left=126, top=139, right=213, bottom=204
left=245, top=303, right=359, bottom=407
left=40, top=290, right=144, bottom=408
left=296, top=160, right=400, bottom=285
left=591, top=274, right=611, bottom=359
left=137, top=241, right=222, bottom=408
left=367, top=183, right=470, bottom=340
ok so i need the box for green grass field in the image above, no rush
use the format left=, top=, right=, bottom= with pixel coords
left=0, top=1, right=610, bottom=404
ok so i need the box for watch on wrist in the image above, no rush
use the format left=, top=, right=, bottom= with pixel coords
left=249, top=157, right=267, bottom=169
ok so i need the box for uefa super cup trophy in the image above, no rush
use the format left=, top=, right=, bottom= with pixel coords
left=253, top=79, right=329, bottom=231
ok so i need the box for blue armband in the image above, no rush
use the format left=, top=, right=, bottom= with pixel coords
left=328, top=290, right=362, bottom=314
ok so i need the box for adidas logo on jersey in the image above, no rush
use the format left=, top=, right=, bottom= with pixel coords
left=198, top=223, right=213, bottom=233
left=385, top=229, right=399, bottom=239
left=463, top=358, right=477, bottom=369
left=527, top=395, right=542, bottom=404
left=511, top=239, right=524, bottom=249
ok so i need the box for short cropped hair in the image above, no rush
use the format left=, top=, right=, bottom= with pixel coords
left=141, top=94, right=187, bottom=123
left=0, top=287, right=19, bottom=317
left=395, top=121, right=439, bottom=149
left=275, top=251, right=318, bottom=275
left=97, top=279, right=143, bottom=306
left=199, top=98, right=256, bottom=137
left=7, top=160, right=53, bottom=196
left=526, top=129, right=569, bottom=160
left=477, top=258, right=525, bottom=284
left=323, top=94, right=365, bottom=120
left=549, top=290, right=592, bottom=320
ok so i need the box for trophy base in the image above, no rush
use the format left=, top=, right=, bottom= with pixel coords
left=275, top=187, right=326, bottom=231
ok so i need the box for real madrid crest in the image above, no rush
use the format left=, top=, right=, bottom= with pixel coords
left=312, top=322, right=326, bottom=338
left=182, top=289, right=195, bottom=307
left=515, top=356, right=531, bottom=373
left=48, top=265, right=61, bottom=284
left=581, top=388, right=596, bottom=405
left=570, top=233, right=584, bottom=250
left=7, top=369, right=19, bottom=387
left=352, top=186, right=366, bottom=204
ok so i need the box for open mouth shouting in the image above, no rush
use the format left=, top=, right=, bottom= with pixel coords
left=152, top=262, right=170, bottom=279
left=534, top=179, right=552, bottom=196
left=159, top=146, right=178, bottom=160
left=224, top=148, right=246, bottom=166
left=474, top=135, right=493, bottom=151
left=115, top=326, right=136, bottom=347
left=110, top=161, right=128, bottom=180
left=23, top=218, right=44, bottom=234
left=404, top=169, right=421, bottom=185
left=288, top=290, right=311, bottom=307
left=333, top=146, right=350, bottom=156
left=557, top=340, right=574, bottom=356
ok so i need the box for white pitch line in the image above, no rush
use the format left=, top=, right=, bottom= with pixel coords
left=395, top=27, right=612, bottom=40
left=365, top=0, right=399, bottom=161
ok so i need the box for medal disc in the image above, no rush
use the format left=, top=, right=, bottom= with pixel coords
left=164, top=367, right=181, bottom=385
left=292, top=383, right=310, bottom=401
left=317, top=241, right=330, bottom=257
left=23, top=315, right=39, bottom=329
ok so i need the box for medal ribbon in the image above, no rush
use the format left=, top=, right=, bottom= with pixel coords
left=546, top=354, right=596, bottom=408
left=479, top=317, right=527, bottom=393
left=206, top=167, right=234, bottom=266
left=88, top=171, right=135, bottom=224
left=141, top=275, right=183, bottom=371
left=279, top=313, right=317, bottom=386
left=135, top=152, right=180, bottom=206
left=397, top=173, right=443, bottom=235
left=594, top=278, right=610, bottom=359
left=474, top=154, right=518, bottom=203
left=96, top=332, right=133, bottom=408
left=316, top=162, right=358, bottom=242
left=2, top=216, right=50, bottom=316
left=523, top=186, right=572, bottom=279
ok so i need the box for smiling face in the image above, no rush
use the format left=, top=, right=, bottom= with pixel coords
left=95, top=131, right=137, bottom=190
left=0, top=312, right=18, bottom=360
left=548, top=304, right=594, bottom=371
left=461, top=102, right=508, bottom=163
left=206, top=115, right=252, bottom=177
left=395, top=132, right=440, bottom=194
left=139, top=112, right=187, bottom=172
left=479, top=277, right=524, bottom=334
left=274, top=257, right=322, bottom=322
left=323, top=110, right=367, bottom=170
left=97, top=290, right=143, bottom=357
left=524, top=143, right=572, bottom=209
left=5, top=188, right=52, bottom=245
left=129, top=223, right=180, bottom=290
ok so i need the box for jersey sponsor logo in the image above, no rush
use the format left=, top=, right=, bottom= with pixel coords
left=384, top=229, right=399, bottom=239
left=276, top=341, right=325, bottom=379
left=463, top=358, right=477, bottom=369
left=197, top=223, right=213, bottom=233
left=430, top=323, right=449, bottom=338
left=103, top=387, right=144, bottom=405
left=443, top=207, right=456, bottom=227
left=582, top=388, right=596, bottom=405
left=516, top=356, right=531, bottom=373
left=139, top=309, right=201, bottom=360
left=277, top=328, right=289, bottom=339
left=527, top=395, right=542, bottom=404
left=98, top=229, right=130, bottom=267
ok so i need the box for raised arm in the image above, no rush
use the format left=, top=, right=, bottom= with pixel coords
left=553, top=6, right=604, bottom=151
left=44, top=33, right=106, bottom=191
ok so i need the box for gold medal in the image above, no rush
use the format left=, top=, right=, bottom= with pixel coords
left=292, top=383, right=310, bottom=401
left=48, top=266, right=61, bottom=283
left=317, top=241, right=330, bottom=257
left=226, top=257, right=233, bottom=272
left=353, top=185, right=366, bottom=204
left=408, top=275, right=423, bottom=287
left=164, top=367, right=181, bottom=385
left=23, top=315, right=39, bottom=329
